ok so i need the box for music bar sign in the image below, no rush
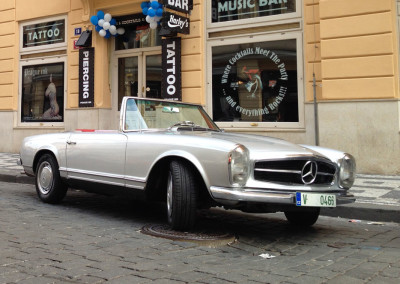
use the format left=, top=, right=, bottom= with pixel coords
left=79, top=48, right=95, bottom=107
left=161, top=12, right=190, bottom=35
left=159, top=0, right=193, bottom=13
left=162, top=37, right=181, bottom=101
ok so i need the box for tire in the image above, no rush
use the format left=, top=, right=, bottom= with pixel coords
left=167, top=160, right=198, bottom=230
left=284, top=208, right=320, bottom=227
left=35, top=154, right=68, bottom=204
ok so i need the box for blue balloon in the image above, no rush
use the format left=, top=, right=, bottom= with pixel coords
left=104, top=30, right=111, bottom=39
left=97, top=10, right=105, bottom=20
left=95, top=25, right=102, bottom=32
left=142, top=7, right=148, bottom=15
left=90, top=15, right=99, bottom=25
left=148, top=8, right=156, bottom=17
left=140, top=1, right=148, bottom=9
left=150, top=1, right=159, bottom=9
left=110, top=18, right=116, bottom=26
left=156, top=8, right=163, bottom=17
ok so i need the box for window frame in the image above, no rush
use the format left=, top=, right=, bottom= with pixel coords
left=19, top=15, right=68, bottom=55
left=206, top=31, right=305, bottom=130
left=18, top=55, right=67, bottom=127
left=206, top=0, right=302, bottom=32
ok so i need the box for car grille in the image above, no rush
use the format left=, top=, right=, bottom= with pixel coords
left=254, top=159, right=336, bottom=185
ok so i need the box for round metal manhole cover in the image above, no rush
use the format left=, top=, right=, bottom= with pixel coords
left=141, top=224, right=235, bottom=246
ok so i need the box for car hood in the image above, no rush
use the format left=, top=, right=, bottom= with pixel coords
left=177, top=131, right=328, bottom=161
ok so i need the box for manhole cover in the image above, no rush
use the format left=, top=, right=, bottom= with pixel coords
left=141, top=224, right=235, bottom=246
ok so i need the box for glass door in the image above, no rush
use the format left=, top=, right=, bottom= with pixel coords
left=144, top=53, right=162, bottom=99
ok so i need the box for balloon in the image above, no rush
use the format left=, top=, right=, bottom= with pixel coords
left=148, top=8, right=156, bottom=17
left=103, top=21, right=110, bottom=30
left=117, top=27, right=125, bottom=35
left=156, top=8, right=163, bottom=17
left=98, top=19, right=105, bottom=27
left=110, top=18, right=117, bottom=26
left=146, top=15, right=152, bottom=23
left=141, top=2, right=148, bottom=9
left=90, top=15, right=99, bottom=25
left=150, top=21, right=158, bottom=29
left=95, top=25, right=102, bottom=32
left=99, top=29, right=106, bottom=37
left=109, top=25, right=117, bottom=35
left=142, top=7, right=148, bottom=15
left=104, top=13, right=112, bottom=22
left=104, top=31, right=111, bottom=39
left=97, top=10, right=105, bottom=20
left=151, top=1, right=159, bottom=9
left=154, top=16, right=161, bottom=22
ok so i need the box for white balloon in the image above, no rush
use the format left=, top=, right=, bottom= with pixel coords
left=146, top=15, right=152, bottom=23
left=99, top=29, right=106, bottom=37
left=117, top=27, right=125, bottom=35
left=154, top=16, right=161, bottom=22
left=109, top=25, right=117, bottom=35
left=98, top=19, right=105, bottom=27
left=103, top=21, right=110, bottom=30
left=150, top=22, right=158, bottom=29
left=104, top=13, right=112, bottom=22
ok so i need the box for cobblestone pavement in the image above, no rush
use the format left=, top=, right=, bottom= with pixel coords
left=1, top=181, right=399, bottom=284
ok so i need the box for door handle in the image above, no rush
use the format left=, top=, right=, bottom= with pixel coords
left=67, top=140, right=76, bottom=145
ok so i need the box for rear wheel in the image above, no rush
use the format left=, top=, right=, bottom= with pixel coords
left=35, top=154, right=68, bottom=204
left=284, top=208, right=320, bottom=227
left=167, top=160, right=198, bottom=230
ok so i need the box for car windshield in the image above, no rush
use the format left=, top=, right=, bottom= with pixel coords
left=124, top=98, right=220, bottom=132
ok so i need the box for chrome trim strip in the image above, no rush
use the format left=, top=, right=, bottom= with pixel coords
left=67, top=175, right=125, bottom=187
left=125, top=176, right=146, bottom=183
left=254, top=168, right=301, bottom=174
left=67, top=168, right=125, bottom=180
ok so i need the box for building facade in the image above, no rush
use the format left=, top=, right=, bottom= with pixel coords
left=0, top=0, right=399, bottom=174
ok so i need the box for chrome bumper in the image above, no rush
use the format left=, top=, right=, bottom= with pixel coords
left=209, top=186, right=356, bottom=205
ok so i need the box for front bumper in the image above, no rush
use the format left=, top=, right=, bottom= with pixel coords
left=210, top=186, right=356, bottom=206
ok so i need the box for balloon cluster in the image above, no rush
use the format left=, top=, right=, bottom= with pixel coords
left=90, top=11, right=125, bottom=39
left=141, top=1, right=164, bottom=29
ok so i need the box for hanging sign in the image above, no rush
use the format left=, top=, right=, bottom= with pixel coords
left=22, top=19, right=65, bottom=48
left=160, top=12, right=190, bottom=35
left=159, top=0, right=193, bottom=14
left=162, top=37, right=181, bottom=101
left=79, top=48, right=95, bottom=107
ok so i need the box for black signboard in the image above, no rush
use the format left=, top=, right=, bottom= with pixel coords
left=79, top=48, right=95, bottom=107
left=159, top=0, right=193, bottom=14
left=115, top=14, right=146, bottom=27
left=23, top=19, right=65, bottom=48
left=160, top=12, right=190, bottom=35
left=162, top=37, right=181, bottom=101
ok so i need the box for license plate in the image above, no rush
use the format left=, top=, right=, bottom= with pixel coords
left=296, top=192, right=336, bottom=207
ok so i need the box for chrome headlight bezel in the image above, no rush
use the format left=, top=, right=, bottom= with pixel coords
left=338, top=153, right=356, bottom=189
left=228, top=145, right=250, bottom=187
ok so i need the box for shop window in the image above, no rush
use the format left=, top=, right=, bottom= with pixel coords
left=21, top=62, right=64, bottom=122
left=211, top=38, right=301, bottom=126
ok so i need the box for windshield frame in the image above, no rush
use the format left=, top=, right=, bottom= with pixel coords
left=120, top=97, right=221, bottom=133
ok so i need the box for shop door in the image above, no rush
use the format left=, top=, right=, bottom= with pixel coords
left=112, top=51, right=161, bottom=128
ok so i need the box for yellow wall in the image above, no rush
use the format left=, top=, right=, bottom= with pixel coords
left=304, top=0, right=399, bottom=101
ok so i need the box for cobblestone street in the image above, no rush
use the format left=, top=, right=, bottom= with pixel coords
left=1, top=181, right=399, bottom=283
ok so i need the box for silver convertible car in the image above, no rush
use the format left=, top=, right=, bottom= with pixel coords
left=19, top=97, right=356, bottom=230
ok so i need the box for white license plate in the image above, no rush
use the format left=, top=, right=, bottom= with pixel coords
left=296, top=192, right=336, bottom=207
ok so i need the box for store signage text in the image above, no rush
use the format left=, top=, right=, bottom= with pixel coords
left=23, top=19, right=65, bottom=48
left=162, top=38, right=182, bottom=101
left=79, top=48, right=94, bottom=107
left=160, top=0, right=193, bottom=14
left=161, top=12, right=190, bottom=35
left=218, top=0, right=288, bottom=12
left=221, top=47, right=289, bottom=116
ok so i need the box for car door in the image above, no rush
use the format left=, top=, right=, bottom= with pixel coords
left=66, top=131, right=128, bottom=186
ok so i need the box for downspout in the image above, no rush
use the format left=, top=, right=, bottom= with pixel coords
left=313, top=73, right=319, bottom=146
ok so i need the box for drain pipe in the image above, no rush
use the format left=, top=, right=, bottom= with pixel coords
left=313, top=72, right=319, bottom=146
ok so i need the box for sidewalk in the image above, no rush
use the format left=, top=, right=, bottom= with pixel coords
left=1, top=152, right=399, bottom=223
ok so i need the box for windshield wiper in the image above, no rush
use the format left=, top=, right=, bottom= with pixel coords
left=169, top=121, right=219, bottom=132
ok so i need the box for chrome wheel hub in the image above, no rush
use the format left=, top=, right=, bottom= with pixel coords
left=37, top=161, right=53, bottom=195
left=167, top=172, right=173, bottom=219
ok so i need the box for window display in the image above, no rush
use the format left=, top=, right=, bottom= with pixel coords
left=212, top=39, right=298, bottom=123
left=21, top=63, right=64, bottom=122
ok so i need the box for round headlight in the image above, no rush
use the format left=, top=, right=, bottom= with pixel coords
left=339, top=154, right=356, bottom=189
left=229, top=145, right=250, bottom=187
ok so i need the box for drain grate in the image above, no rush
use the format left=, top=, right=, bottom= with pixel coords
left=141, top=224, right=235, bottom=246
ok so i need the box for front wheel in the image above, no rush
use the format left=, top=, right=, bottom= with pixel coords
left=284, top=208, right=320, bottom=227
left=167, top=160, right=198, bottom=230
left=35, top=154, right=68, bottom=204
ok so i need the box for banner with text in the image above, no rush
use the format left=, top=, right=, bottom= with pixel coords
left=79, top=48, right=95, bottom=107
left=162, top=37, right=181, bottom=101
